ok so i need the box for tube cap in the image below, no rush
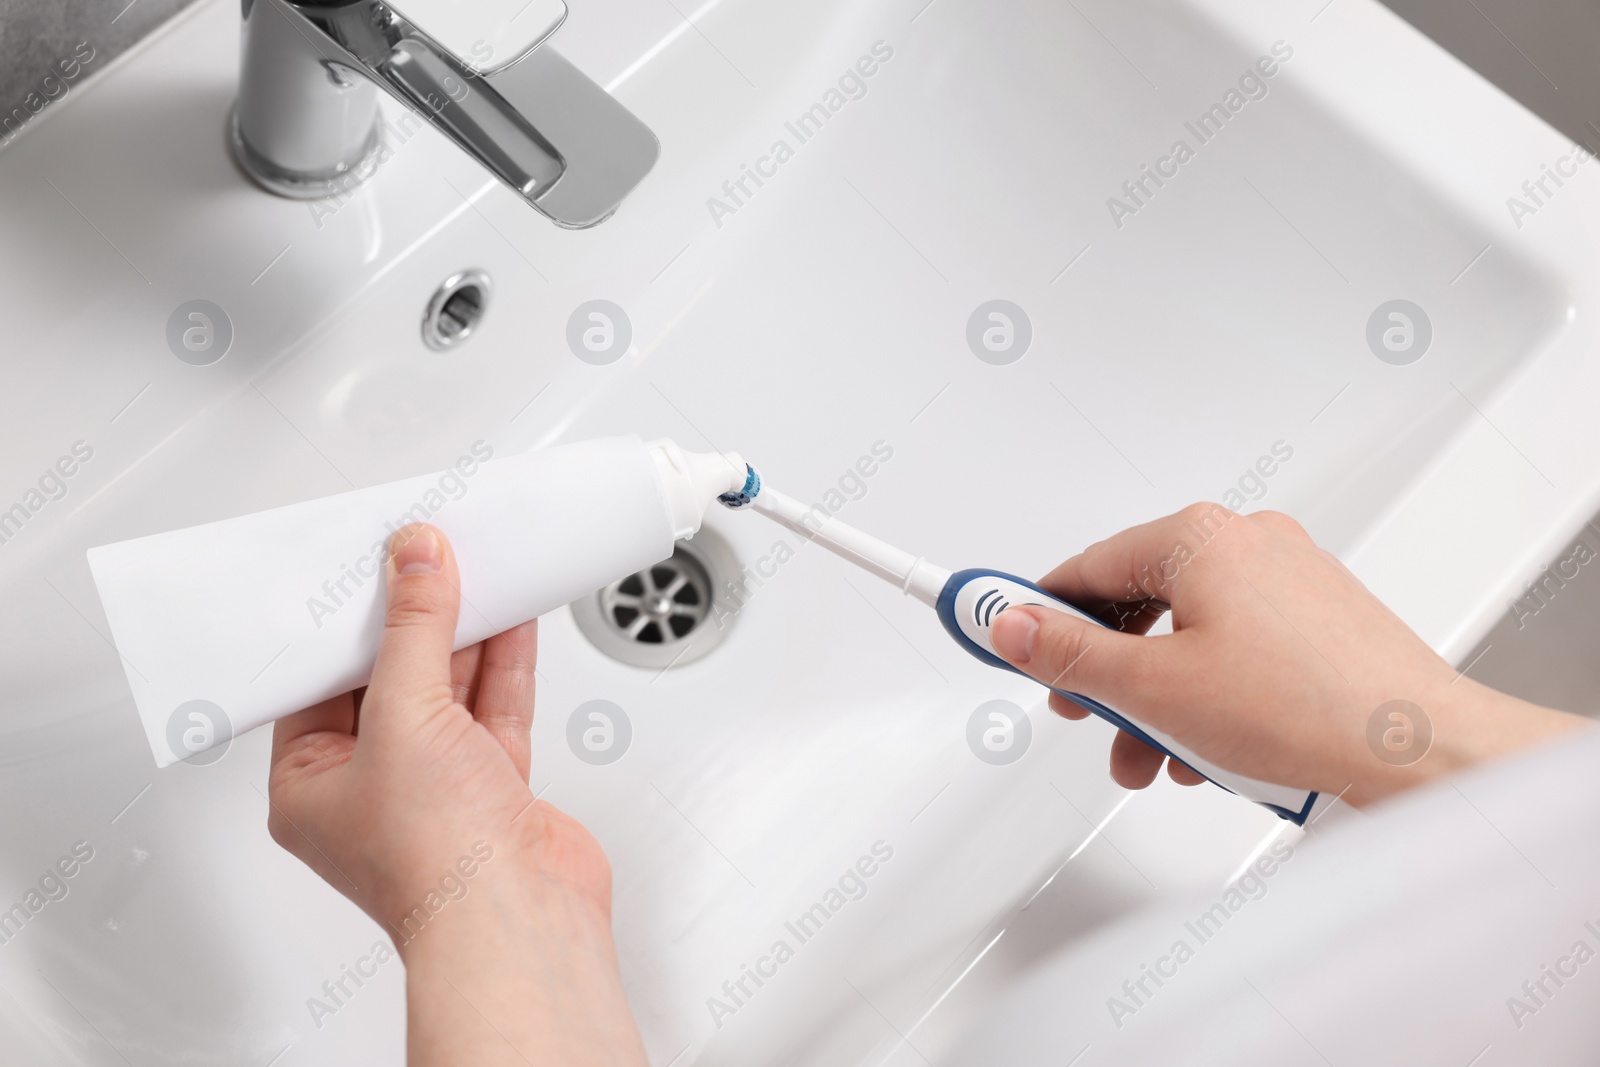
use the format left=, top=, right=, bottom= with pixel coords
left=646, top=439, right=748, bottom=539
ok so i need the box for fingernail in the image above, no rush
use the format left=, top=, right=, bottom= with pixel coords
left=990, top=608, right=1038, bottom=664
left=392, top=526, right=442, bottom=575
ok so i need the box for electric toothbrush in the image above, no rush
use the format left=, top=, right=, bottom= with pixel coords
left=719, top=466, right=1320, bottom=825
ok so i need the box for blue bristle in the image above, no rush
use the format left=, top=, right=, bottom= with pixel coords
left=718, top=465, right=761, bottom=509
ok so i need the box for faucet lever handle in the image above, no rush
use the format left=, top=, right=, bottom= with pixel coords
left=381, top=0, right=567, bottom=74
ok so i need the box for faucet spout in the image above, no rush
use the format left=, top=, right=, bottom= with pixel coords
left=230, top=0, right=659, bottom=229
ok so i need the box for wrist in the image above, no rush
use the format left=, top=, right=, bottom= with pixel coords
left=1348, top=674, right=1587, bottom=805
left=393, top=847, right=613, bottom=968
left=381, top=801, right=615, bottom=963
left=399, top=854, right=646, bottom=1067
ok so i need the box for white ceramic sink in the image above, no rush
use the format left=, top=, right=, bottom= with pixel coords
left=4, top=0, right=1600, bottom=1064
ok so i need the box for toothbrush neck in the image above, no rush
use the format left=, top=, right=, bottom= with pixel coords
left=904, top=559, right=951, bottom=607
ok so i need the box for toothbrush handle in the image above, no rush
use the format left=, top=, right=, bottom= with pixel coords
left=936, top=569, right=1319, bottom=825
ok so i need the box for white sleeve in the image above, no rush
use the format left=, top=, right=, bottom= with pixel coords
left=940, top=727, right=1600, bottom=1067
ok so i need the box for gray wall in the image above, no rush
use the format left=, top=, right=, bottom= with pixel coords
left=4, top=1, right=1597, bottom=153
left=0, top=0, right=201, bottom=138
left=1379, top=0, right=1600, bottom=152
left=2, top=0, right=1598, bottom=701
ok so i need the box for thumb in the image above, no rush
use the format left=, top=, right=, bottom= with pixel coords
left=364, top=524, right=462, bottom=741
left=989, top=604, right=1169, bottom=712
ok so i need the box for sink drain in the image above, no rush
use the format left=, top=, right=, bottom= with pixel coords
left=571, top=529, right=738, bottom=669
left=422, top=269, right=491, bottom=351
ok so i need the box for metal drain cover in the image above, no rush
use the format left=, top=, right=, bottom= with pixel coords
left=603, top=554, right=710, bottom=644
left=570, top=532, right=738, bottom=670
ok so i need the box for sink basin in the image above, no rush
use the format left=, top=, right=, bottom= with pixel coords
left=4, top=0, right=1600, bottom=1064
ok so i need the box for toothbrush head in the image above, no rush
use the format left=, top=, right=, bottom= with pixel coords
left=717, top=464, right=762, bottom=509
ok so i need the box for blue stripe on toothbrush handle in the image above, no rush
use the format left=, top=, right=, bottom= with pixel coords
left=935, top=568, right=1317, bottom=825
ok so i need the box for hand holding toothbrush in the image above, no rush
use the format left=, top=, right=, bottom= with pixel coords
left=988, top=504, right=1584, bottom=808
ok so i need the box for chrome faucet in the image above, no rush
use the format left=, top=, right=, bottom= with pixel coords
left=230, top=0, right=659, bottom=228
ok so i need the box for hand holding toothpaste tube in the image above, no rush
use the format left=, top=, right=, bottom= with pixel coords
left=267, top=523, right=648, bottom=1067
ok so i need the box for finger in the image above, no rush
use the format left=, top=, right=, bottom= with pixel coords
left=1167, top=758, right=1207, bottom=786
left=1047, top=692, right=1092, bottom=720
left=1109, top=729, right=1165, bottom=789
left=990, top=602, right=1183, bottom=714
left=451, top=641, right=486, bottom=708
left=1038, top=503, right=1238, bottom=609
left=473, top=620, right=539, bottom=781
left=364, top=524, right=462, bottom=743
left=1097, top=597, right=1170, bottom=636
left=271, top=694, right=357, bottom=775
